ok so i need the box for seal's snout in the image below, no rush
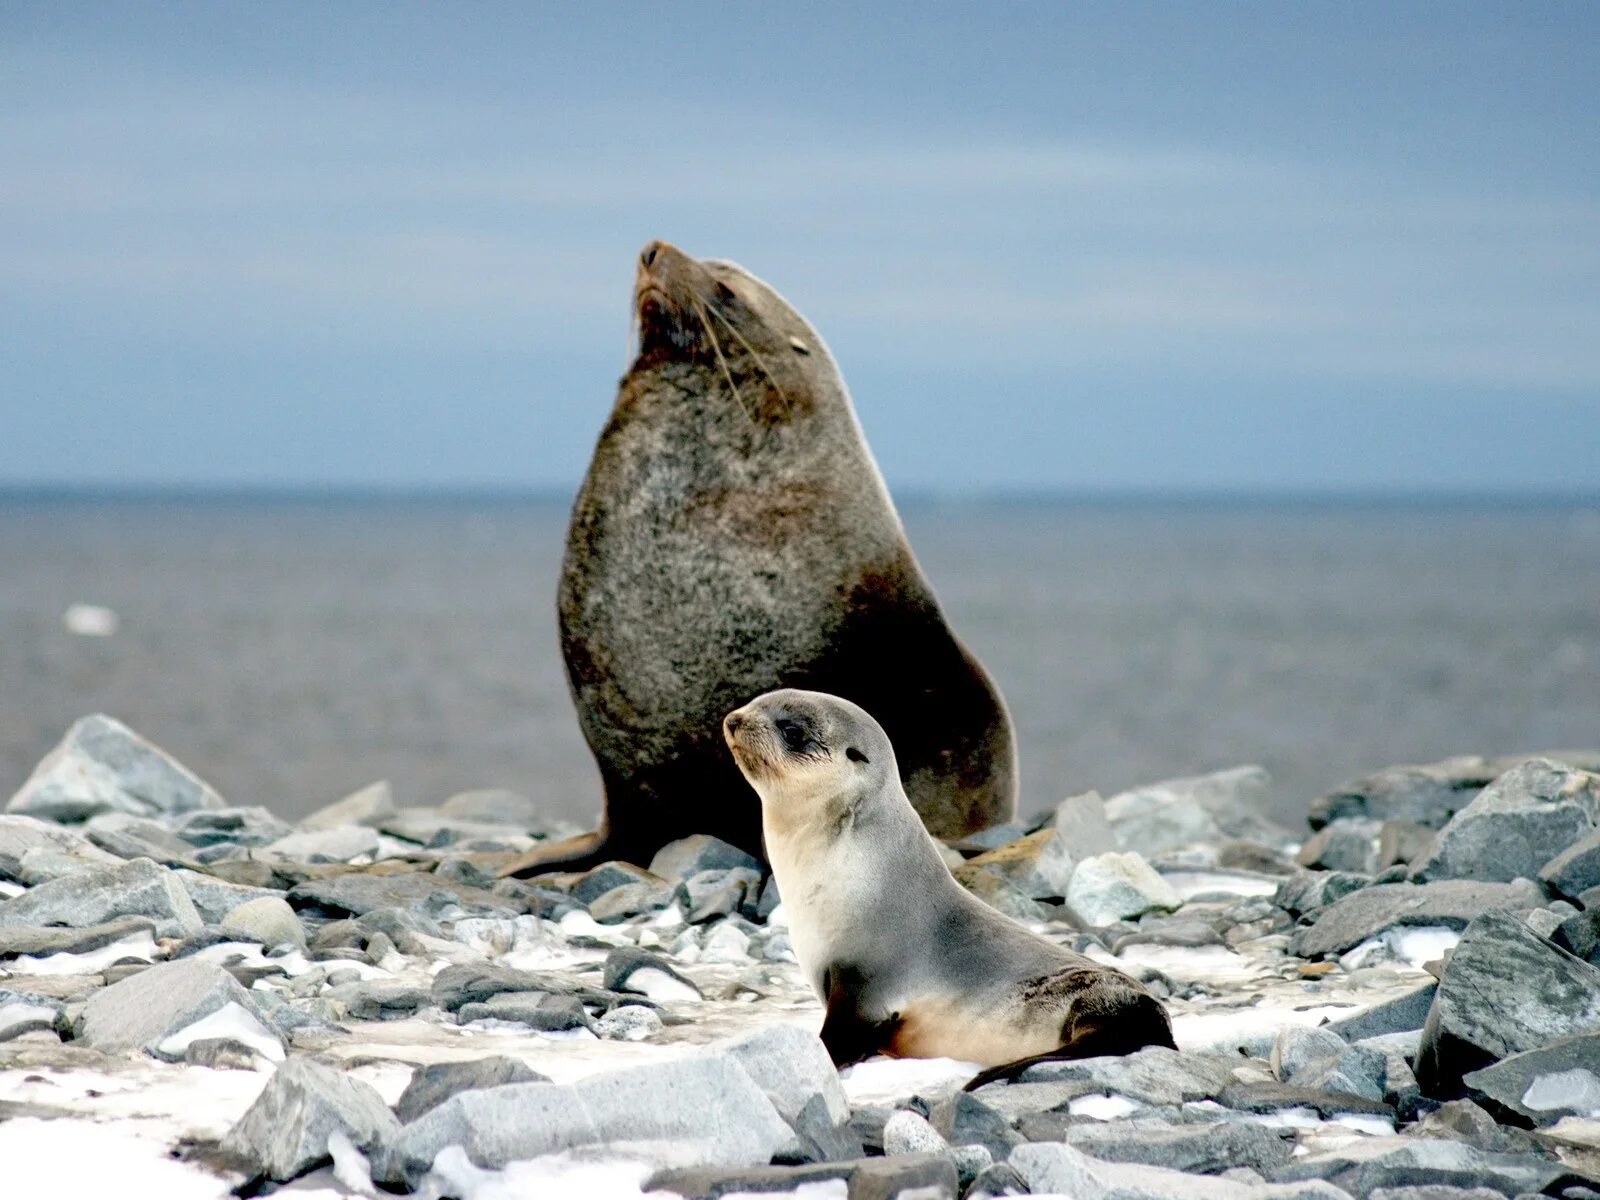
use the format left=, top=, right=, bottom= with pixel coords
left=724, top=711, right=744, bottom=738
left=640, top=242, right=660, bottom=269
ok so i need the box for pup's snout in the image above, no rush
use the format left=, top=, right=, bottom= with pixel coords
left=723, top=712, right=744, bottom=736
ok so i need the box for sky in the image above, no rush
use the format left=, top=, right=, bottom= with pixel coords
left=3, top=3, right=1597, bottom=494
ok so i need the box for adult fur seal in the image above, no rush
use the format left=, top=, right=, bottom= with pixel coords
left=503, top=241, right=1015, bottom=875
left=724, top=688, right=1174, bottom=1087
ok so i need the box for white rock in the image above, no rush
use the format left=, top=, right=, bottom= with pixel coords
left=715, top=1024, right=850, bottom=1127
left=1065, top=852, right=1182, bottom=926
left=883, top=1109, right=951, bottom=1157
left=300, top=781, right=396, bottom=830
left=595, top=1005, right=663, bottom=1041
left=220, top=895, right=307, bottom=949
left=700, top=920, right=753, bottom=963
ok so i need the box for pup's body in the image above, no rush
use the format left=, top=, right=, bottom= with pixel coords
left=724, top=688, right=1175, bottom=1086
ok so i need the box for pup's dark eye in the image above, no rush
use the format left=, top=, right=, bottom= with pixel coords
left=846, top=746, right=869, bottom=764
left=775, top=719, right=808, bottom=752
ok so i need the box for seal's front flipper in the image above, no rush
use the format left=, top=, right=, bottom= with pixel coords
left=818, top=963, right=900, bottom=1068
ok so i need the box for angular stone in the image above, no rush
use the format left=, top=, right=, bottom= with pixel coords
left=382, top=1054, right=793, bottom=1184
left=954, top=865, right=1051, bottom=921
left=1543, top=826, right=1600, bottom=901
left=0, top=814, right=123, bottom=879
left=173, top=868, right=279, bottom=924
left=1066, top=852, right=1181, bottom=925
left=1378, top=820, right=1439, bottom=871
left=648, top=1154, right=958, bottom=1200
left=716, top=1023, right=850, bottom=1128
left=0, top=857, right=202, bottom=938
left=393, top=1056, right=547, bottom=1124
left=1214, top=1080, right=1396, bottom=1120
left=1326, top=983, right=1438, bottom=1041
left=784, top=1092, right=865, bottom=1164
left=678, top=867, right=763, bottom=923
left=954, top=829, right=1056, bottom=899
left=1033, top=791, right=1119, bottom=897
left=219, top=895, right=306, bottom=948
left=948, top=822, right=1031, bottom=855
left=929, top=1092, right=1021, bottom=1162
left=301, top=781, right=396, bottom=830
left=287, top=870, right=525, bottom=919
left=1460, top=1031, right=1600, bottom=1125
left=1553, top=908, right=1600, bottom=961
left=1266, top=1135, right=1565, bottom=1197
left=1293, top=1043, right=1389, bottom=1102
left=976, top=1046, right=1238, bottom=1109
left=1415, top=909, right=1600, bottom=1098
left=602, top=947, right=703, bottom=1001
left=1270, top=1024, right=1348, bottom=1082
left=6, top=714, right=226, bottom=822
left=336, top=981, right=432, bottom=1021
left=1406, top=1098, right=1542, bottom=1156
left=1297, top=818, right=1381, bottom=874
left=77, top=956, right=284, bottom=1061
left=262, top=826, right=381, bottom=863
left=1289, top=878, right=1545, bottom=958
left=429, top=961, right=627, bottom=1014
left=966, top=1161, right=1029, bottom=1198
left=588, top=880, right=676, bottom=923
left=83, top=812, right=207, bottom=869
left=883, top=1109, right=950, bottom=1158
left=458, top=992, right=591, bottom=1031
left=1104, top=765, right=1289, bottom=854
left=1408, top=759, right=1599, bottom=884
left=1310, top=751, right=1600, bottom=831
left=1013, top=1141, right=1349, bottom=1198
left=1275, top=870, right=1372, bottom=917
left=221, top=1057, right=398, bottom=1182
left=439, top=788, right=542, bottom=827
left=648, top=834, right=763, bottom=882
left=1043, top=1120, right=1295, bottom=1175
left=174, top=806, right=292, bottom=848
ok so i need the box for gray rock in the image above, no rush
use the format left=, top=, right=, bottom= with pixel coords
left=1460, top=1031, right=1600, bottom=1125
left=1013, top=1141, right=1350, bottom=1198
left=603, top=947, right=704, bottom=999
left=302, top=781, right=396, bottom=830
left=1266, top=1135, right=1565, bottom=1197
left=1293, top=1043, right=1389, bottom=1102
left=0, top=814, right=123, bottom=879
left=716, top=1023, right=850, bottom=1129
left=85, top=812, right=208, bottom=869
left=382, top=1054, right=793, bottom=1184
left=1553, top=908, right=1600, bottom=962
left=595, top=1004, right=664, bottom=1041
left=221, top=1057, right=399, bottom=1181
left=929, top=1092, right=1021, bottom=1162
left=953, top=864, right=1052, bottom=921
left=287, top=870, right=525, bottom=919
left=1042, top=1120, right=1296, bottom=1175
left=679, top=867, right=763, bottom=923
left=1367, top=1189, right=1509, bottom=1200
left=173, top=868, right=279, bottom=924
left=1275, top=870, right=1372, bottom=917
left=587, top=880, right=677, bottom=922
left=439, top=788, right=541, bottom=827
left=966, top=1161, right=1030, bottom=1198
left=1290, top=878, right=1545, bottom=958
left=1214, top=1080, right=1396, bottom=1120
left=1037, top=791, right=1119, bottom=891
left=183, top=1038, right=261, bottom=1070
left=976, top=1046, right=1238, bottom=1109
left=1271, top=1024, right=1348, bottom=1081
left=1310, top=751, right=1600, bottom=831
left=1379, top=820, right=1439, bottom=870
left=1297, top=818, right=1381, bottom=874
left=261, top=825, right=381, bottom=863
left=429, top=961, right=627, bottom=1013
left=0, top=987, right=68, bottom=1040
left=1065, top=851, right=1181, bottom=925
left=1543, top=826, right=1600, bottom=901
left=649, top=834, right=763, bottom=881
left=337, top=981, right=432, bottom=1021
left=948, top=822, right=1032, bottom=854
left=883, top=1109, right=951, bottom=1158
left=1326, top=983, right=1438, bottom=1040
left=219, top=895, right=306, bottom=948
left=1408, top=759, right=1599, bottom=884
left=954, top=829, right=1057, bottom=900
left=0, top=856, right=202, bottom=937
left=458, top=991, right=591, bottom=1030
left=1407, top=1099, right=1544, bottom=1156
left=647, top=1154, right=958, bottom=1200
left=6, top=714, right=226, bottom=822
left=570, top=860, right=667, bottom=906
left=1104, top=765, right=1290, bottom=854
left=1415, top=909, right=1600, bottom=1098
left=393, top=1056, right=547, bottom=1124
left=0, top=914, right=157, bottom=959
left=174, top=806, right=292, bottom=847
left=77, top=956, right=284, bottom=1061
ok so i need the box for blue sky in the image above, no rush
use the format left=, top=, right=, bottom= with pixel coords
left=3, top=3, right=1597, bottom=493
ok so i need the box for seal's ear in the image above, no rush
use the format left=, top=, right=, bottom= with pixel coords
left=846, top=746, right=869, bottom=764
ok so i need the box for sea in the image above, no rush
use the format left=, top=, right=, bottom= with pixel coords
left=3, top=493, right=1598, bottom=829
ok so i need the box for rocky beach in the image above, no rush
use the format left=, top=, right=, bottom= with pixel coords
left=2, top=715, right=1600, bottom=1199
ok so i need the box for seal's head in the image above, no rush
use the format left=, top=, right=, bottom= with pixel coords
left=630, top=240, right=837, bottom=422
left=723, top=689, right=892, bottom=814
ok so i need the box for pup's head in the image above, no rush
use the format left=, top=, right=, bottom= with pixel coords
left=723, top=689, right=893, bottom=811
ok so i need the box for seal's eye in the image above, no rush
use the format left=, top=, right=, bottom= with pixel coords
left=788, top=336, right=811, bottom=355
left=846, top=746, right=869, bottom=764
left=775, top=718, right=808, bottom=753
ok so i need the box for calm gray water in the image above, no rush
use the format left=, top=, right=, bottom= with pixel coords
left=2, top=495, right=1598, bottom=828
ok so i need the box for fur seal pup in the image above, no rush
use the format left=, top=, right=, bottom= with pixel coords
left=503, top=241, right=1016, bottom=876
left=724, top=688, right=1175, bottom=1088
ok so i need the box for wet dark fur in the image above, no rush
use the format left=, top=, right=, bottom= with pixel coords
left=503, top=244, right=1016, bottom=875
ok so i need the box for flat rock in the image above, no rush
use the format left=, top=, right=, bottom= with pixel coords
left=219, top=895, right=306, bottom=948
left=1460, top=1031, right=1600, bottom=1125
left=1408, top=1099, right=1544, bottom=1156
left=77, top=956, right=284, bottom=1061
left=648, top=834, right=762, bottom=882
left=1292, top=1043, right=1389, bottom=1102
left=602, top=947, right=703, bottom=1001
left=715, top=1023, right=850, bottom=1128
left=429, top=961, right=629, bottom=1013
left=1297, top=818, right=1381, bottom=874
left=1326, top=983, right=1438, bottom=1041
left=1012, top=1141, right=1349, bottom=1198
left=174, top=806, right=292, bottom=847
left=648, top=1153, right=958, bottom=1200
left=570, top=860, right=667, bottom=906
left=588, top=880, right=677, bottom=922
left=1276, top=870, right=1373, bottom=916
left=981, top=1046, right=1239, bottom=1109
left=1290, top=878, right=1544, bottom=958
left=173, top=868, right=279, bottom=924
left=458, top=991, right=591, bottom=1030
left=1415, top=909, right=1600, bottom=1098
left=1543, top=826, right=1600, bottom=902
left=382, top=1053, right=793, bottom=1185
left=0, top=914, right=156, bottom=960
left=393, top=1055, right=548, bottom=1124
left=6, top=714, right=226, bottom=822
left=1408, top=759, right=1599, bottom=884
left=439, top=788, right=542, bottom=828
left=0, top=856, right=203, bottom=938
left=1214, top=1080, right=1397, bottom=1120
left=287, top=869, right=526, bottom=919
left=262, top=826, right=381, bottom=863
left=0, top=815, right=123, bottom=880
left=0, top=987, right=68, bottom=1040
left=1066, top=851, right=1182, bottom=925
left=1309, top=751, right=1600, bottom=831
left=301, top=781, right=396, bottom=830
left=1266, top=1135, right=1566, bottom=1197
left=1035, top=1118, right=1295, bottom=1174
left=221, top=1056, right=399, bottom=1181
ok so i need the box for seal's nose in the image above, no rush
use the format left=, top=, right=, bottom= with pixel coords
left=640, top=241, right=662, bottom=269
left=724, top=712, right=744, bottom=736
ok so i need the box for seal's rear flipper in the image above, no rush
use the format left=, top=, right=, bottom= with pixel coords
left=963, top=991, right=1178, bottom=1091
left=819, top=963, right=901, bottom=1068
left=495, top=829, right=612, bottom=878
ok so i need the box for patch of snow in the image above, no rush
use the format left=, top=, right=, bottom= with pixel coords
left=1161, top=870, right=1280, bottom=900
left=1116, top=943, right=1259, bottom=982
left=622, top=968, right=699, bottom=1004
left=9, top=929, right=159, bottom=975
left=156, top=1000, right=286, bottom=1062
left=1173, top=1005, right=1353, bottom=1055
left=1524, top=1069, right=1600, bottom=1117
left=1340, top=925, right=1459, bottom=971
left=839, top=1056, right=978, bottom=1106
left=1068, top=1093, right=1142, bottom=1120
left=0, top=879, right=25, bottom=898
left=423, top=1145, right=657, bottom=1200
left=557, top=910, right=636, bottom=946
left=0, top=1118, right=225, bottom=1198
left=63, top=603, right=119, bottom=637
left=0, top=999, right=58, bottom=1033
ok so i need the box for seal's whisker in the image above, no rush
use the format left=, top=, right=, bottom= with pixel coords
left=704, top=299, right=791, bottom=417
left=688, top=294, right=758, bottom=426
